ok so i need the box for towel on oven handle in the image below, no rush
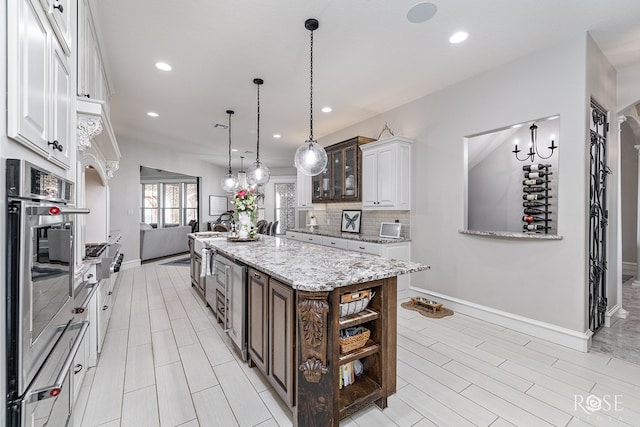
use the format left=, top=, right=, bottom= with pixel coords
left=201, top=248, right=216, bottom=277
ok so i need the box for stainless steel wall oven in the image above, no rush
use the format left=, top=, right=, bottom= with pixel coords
left=5, top=160, right=89, bottom=427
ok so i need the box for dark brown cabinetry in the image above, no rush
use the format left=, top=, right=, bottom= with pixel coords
left=248, top=269, right=296, bottom=407
left=312, top=136, right=375, bottom=203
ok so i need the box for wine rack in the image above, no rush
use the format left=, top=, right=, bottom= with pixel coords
left=521, top=164, right=552, bottom=234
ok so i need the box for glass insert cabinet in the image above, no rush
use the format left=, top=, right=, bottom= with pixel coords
left=312, top=136, right=375, bottom=203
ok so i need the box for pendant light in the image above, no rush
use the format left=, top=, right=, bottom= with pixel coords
left=237, top=155, right=248, bottom=189
left=220, top=110, right=239, bottom=193
left=246, top=78, right=271, bottom=186
left=294, top=18, right=328, bottom=176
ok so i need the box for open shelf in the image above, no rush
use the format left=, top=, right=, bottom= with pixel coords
left=339, top=308, right=380, bottom=329
left=339, top=340, right=380, bottom=365
left=338, top=374, right=383, bottom=415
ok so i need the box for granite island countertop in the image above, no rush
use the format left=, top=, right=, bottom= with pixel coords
left=198, top=235, right=428, bottom=292
left=287, top=228, right=410, bottom=244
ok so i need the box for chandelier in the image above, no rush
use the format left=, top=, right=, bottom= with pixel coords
left=512, top=122, right=558, bottom=162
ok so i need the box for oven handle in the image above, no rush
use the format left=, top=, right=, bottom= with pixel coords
left=27, top=206, right=90, bottom=216
left=24, top=321, right=90, bottom=403
left=73, top=281, right=99, bottom=314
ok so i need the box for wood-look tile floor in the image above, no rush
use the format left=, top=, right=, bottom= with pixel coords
left=75, top=259, right=640, bottom=427
left=591, top=277, right=640, bottom=365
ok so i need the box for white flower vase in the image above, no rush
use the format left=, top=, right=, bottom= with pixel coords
left=238, top=211, right=252, bottom=238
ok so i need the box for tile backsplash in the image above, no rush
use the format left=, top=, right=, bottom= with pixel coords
left=301, top=203, right=411, bottom=239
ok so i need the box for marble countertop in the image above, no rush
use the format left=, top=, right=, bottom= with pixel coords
left=287, top=228, right=410, bottom=244
left=198, top=235, right=428, bottom=292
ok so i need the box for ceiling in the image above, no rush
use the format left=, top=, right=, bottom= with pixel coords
left=92, top=0, right=640, bottom=170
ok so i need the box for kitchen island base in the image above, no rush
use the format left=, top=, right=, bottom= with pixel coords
left=249, top=273, right=397, bottom=427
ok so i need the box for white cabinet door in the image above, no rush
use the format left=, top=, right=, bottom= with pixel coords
left=8, top=0, right=50, bottom=156
left=77, top=0, right=106, bottom=102
left=50, top=40, right=72, bottom=167
left=296, top=171, right=313, bottom=208
left=40, top=0, right=71, bottom=54
left=71, top=328, right=88, bottom=405
left=376, top=144, right=395, bottom=207
left=361, top=150, right=378, bottom=208
left=8, top=0, right=72, bottom=169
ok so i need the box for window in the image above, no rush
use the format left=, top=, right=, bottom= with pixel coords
left=141, top=182, right=198, bottom=228
left=274, top=183, right=296, bottom=235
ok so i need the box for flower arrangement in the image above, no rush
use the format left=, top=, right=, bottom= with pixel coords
left=233, top=188, right=257, bottom=222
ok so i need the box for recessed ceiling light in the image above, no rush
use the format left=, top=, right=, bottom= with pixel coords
left=232, top=149, right=238, bottom=152
left=407, top=2, right=437, bottom=24
left=449, top=31, right=468, bottom=44
left=155, top=62, right=172, bottom=71
left=147, top=112, right=159, bottom=117
left=273, top=134, right=281, bottom=138
left=321, top=107, right=332, bottom=113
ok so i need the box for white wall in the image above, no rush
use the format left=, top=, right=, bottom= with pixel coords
left=109, top=138, right=227, bottom=265
left=618, top=63, right=640, bottom=112
left=621, top=121, right=638, bottom=264
left=318, top=34, right=597, bottom=334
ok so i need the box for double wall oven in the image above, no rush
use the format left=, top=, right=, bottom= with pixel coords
left=5, top=160, right=90, bottom=427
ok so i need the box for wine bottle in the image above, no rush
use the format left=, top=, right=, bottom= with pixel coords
left=524, top=171, right=553, bottom=179
left=523, top=208, right=552, bottom=215
left=523, top=194, right=552, bottom=200
left=523, top=186, right=547, bottom=193
left=522, top=164, right=550, bottom=171
left=522, top=215, right=551, bottom=222
left=523, top=201, right=550, bottom=207
left=523, top=178, right=550, bottom=186
left=523, top=224, right=550, bottom=231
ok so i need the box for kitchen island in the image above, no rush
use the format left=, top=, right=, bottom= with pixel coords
left=197, top=235, right=428, bottom=426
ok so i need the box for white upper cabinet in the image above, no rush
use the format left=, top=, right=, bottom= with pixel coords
left=361, top=136, right=412, bottom=210
left=77, top=0, right=108, bottom=103
left=40, top=0, right=72, bottom=54
left=296, top=170, right=313, bottom=208
left=8, top=0, right=72, bottom=169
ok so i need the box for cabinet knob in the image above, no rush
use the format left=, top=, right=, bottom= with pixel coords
left=102, top=305, right=108, bottom=311
left=85, top=94, right=91, bottom=99
left=74, top=364, right=83, bottom=375
left=108, top=291, right=113, bottom=295
left=53, top=3, right=64, bottom=12
left=359, top=246, right=365, bottom=250
left=253, top=273, right=261, bottom=279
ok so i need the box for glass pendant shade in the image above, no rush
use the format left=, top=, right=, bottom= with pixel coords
left=247, top=161, right=270, bottom=186
left=295, top=139, right=328, bottom=176
left=221, top=173, right=239, bottom=193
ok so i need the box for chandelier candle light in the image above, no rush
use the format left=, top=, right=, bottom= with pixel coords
left=294, top=18, right=328, bottom=176
left=512, top=122, right=558, bottom=163
left=220, top=110, right=239, bottom=193
left=246, top=78, right=270, bottom=186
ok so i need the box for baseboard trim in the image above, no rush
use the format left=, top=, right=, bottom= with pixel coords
left=121, top=259, right=141, bottom=270
left=408, top=287, right=592, bottom=352
left=622, top=261, right=636, bottom=276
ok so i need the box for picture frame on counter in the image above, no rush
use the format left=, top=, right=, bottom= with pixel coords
left=341, top=210, right=362, bottom=233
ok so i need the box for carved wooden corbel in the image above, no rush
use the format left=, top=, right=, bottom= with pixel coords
left=297, top=291, right=329, bottom=383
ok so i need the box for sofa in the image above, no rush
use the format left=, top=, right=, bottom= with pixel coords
left=140, top=224, right=191, bottom=261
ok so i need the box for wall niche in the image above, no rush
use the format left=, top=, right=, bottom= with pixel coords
left=465, top=115, right=560, bottom=236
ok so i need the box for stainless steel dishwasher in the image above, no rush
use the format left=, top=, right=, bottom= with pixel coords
left=206, top=252, right=248, bottom=361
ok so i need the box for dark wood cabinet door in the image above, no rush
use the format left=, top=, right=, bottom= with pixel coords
left=268, top=279, right=295, bottom=407
left=248, top=268, right=269, bottom=373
